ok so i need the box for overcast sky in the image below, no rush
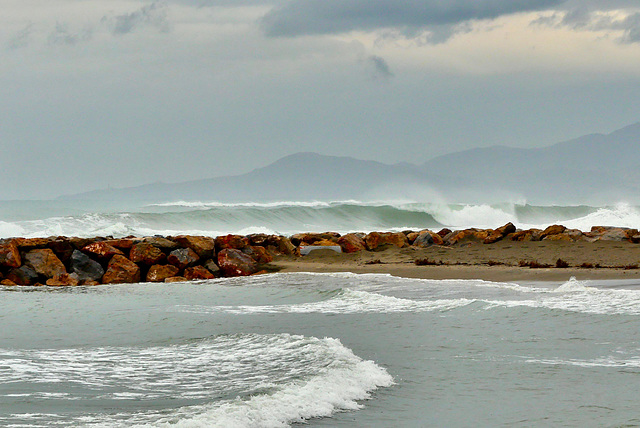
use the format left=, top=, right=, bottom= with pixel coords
left=2, top=0, right=640, bottom=199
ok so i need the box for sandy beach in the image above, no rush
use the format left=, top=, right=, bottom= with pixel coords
left=272, top=240, right=640, bottom=282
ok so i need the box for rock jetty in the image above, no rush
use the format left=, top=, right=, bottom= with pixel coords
left=0, top=224, right=638, bottom=286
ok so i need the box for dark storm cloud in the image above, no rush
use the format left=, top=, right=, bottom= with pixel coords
left=260, top=0, right=566, bottom=39
left=105, top=2, right=170, bottom=35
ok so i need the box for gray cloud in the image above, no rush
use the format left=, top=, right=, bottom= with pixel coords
left=105, top=1, right=170, bottom=35
left=368, top=55, right=393, bottom=80
left=6, top=24, right=33, bottom=50
left=261, top=0, right=565, bottom=41
left=48, top=23, right=93, bottom=46
left=534, top=7, right=640, bottom=44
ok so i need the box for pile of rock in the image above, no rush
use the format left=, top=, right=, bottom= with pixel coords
left=0, top=234, right=295, bottom=286
left=1, top=224, right=638, bottom=286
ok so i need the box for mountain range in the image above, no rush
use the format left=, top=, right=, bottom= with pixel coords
left=60, top=122, right=640, bottom=204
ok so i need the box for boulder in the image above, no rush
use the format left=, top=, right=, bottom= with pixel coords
left=337, top=233, right=366, bottom=253
left=483, top=222, right=516, bottom=244
left=146, top=264, right=180, bottom=282
left=444, top=229, right=490, bottom=246
left=167, top=248, right=200, bottom=270
left=264, top=235, right=296, bottom=255
left=24, top=249, right=66, bottom=279
left=214, top=234, right=249, bottom=251
left=46, top=273, right=80, bottom=287
left=129, top=242, right=166, bottom=265
left=242, top=246, right=273, bottom=263
left=589, top=226, right=630, bottom=242
left=540, top=225, right=567, bottom=239
left=7, top=265, right=39, bottom=285
left=174, top=236, right=216, bottom=259
left=165, top=276, right=188, bottom=283
left=543, top=233, right=573, bottom=241
left=82, top=242, right=124, bottom=261
left=0, top=240, right=21, bottom=268
left=290, top=232, right=339, bottom=246
left=14, top=237, right=51, bottom=249
left=203, top=259, right=221, bottom=276
left=1, top=279, right=17, bottom=286
left=413, top=231, right=443, bottom=247
left=143, top=236, right=178, bottom=250
left=247, top=234, right=269, bottom=246
left=511, top=229, right=542, bottom=241
left=70, top=250, right=105, bottom=282
left=104, top=238, right=140, bottom=250
left=364, top=232, right=408, bottom=251
left=47, top=238, right=75, bottom=263
left=69, top=237, right=95, bottom=250
left=184, top=265, right=216, bottom=280
left=217, top=248, right=259, bottom=277
left=437, top=228, right=452, bottom=238
left=102, top=254, right=141, bottom=284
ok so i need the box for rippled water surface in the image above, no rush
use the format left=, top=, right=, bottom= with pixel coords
left=2, top=273, right=640, bottom=427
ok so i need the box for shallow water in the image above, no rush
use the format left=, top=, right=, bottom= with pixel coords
left=2, top=273, right=640, bottom=427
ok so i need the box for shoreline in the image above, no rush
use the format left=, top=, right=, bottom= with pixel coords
left=270, top=240, right=640, bottom=282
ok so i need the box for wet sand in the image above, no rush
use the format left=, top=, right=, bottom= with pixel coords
left=271, top=240, right=640, bottom=282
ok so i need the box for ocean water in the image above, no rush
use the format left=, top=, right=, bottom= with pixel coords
left=3, top=273, right=640, bottom=427
left=3, top=199, right=640, bottom=427
left=1, top=199, right=640, bottom=239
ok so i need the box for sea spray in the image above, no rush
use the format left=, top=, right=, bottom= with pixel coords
left=1, top=200, right=637, bottom=239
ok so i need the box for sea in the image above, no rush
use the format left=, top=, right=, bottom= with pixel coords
left=2, top=199, right=640, bottom=427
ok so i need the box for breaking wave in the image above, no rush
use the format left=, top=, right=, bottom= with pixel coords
left=0, top=333, right=393, bottom=427
left=0, top=200, right=638, bottom=238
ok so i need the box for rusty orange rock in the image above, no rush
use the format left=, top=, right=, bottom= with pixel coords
left=146, top=264, right=180, bottom=282
left=0, top=240, right=21, bottom=268
left=337, top=233, right=366, bottom=253
left=24, top=248, right=67, bottom=279
left=184, top=265, right=216, bottom=280
left=129, top=242, right=166, bottom=265
left=102, top=254, right=141, bottom=284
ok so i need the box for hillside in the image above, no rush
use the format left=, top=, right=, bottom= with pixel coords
left=59, top=122, right=640, bottom=204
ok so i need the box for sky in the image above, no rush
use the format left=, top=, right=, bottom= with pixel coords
left=1, top=0, right=640, bottom=199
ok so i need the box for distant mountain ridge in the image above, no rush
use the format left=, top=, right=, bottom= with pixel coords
left=60, top=122, right=640, bottom=204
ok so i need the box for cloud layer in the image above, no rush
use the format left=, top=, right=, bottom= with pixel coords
left=261, top=0, right=565, bottom=40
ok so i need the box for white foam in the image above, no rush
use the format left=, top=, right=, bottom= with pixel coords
left=148, top=342, right=393, bottom=428
left=561, top=202, right=640, bottom=230
left=415, top=203, right=518, bottom=229
left=173, top=288, right=475, bottom=315
left=0, top=334, right=393, bottom=428
left=526, top=356, right=640, bottom=369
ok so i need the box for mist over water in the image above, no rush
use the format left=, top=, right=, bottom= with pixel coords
left=0, top=199, right=638, bottom=238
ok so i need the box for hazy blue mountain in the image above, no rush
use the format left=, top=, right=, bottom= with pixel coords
left=59, top=123, right=640, bottom=204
